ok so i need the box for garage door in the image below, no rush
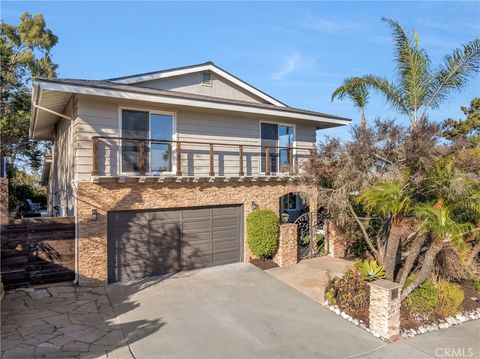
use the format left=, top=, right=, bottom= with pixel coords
left=107, top=205, right=243, bottom=283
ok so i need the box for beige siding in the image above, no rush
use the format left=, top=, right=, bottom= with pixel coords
left=136, top=72, right=268, bottom=104
left=73, top=95, right=316, bottom=180
left=49, top=96, right=75, bottom=216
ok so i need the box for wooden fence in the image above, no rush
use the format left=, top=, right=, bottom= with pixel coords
left=1, top=217, right=75, bottom=289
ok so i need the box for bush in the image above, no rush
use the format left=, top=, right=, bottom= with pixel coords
left=354, top=259, right=385, bottom=281
left=325, top=287, right=336, bottom=306
left=324, top=270, right=369, bottom=317
left=473, top=279, right=480, bottom=294
left=405, top=277, right=438, bottom=315
left=247, top=209, right=279, bottom=259
left=436, top=280, right=464, bottom=316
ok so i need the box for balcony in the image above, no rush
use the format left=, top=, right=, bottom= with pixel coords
left=91, top=136, right=315, bottom=183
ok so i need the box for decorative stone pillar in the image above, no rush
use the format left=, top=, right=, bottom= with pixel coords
left=0, top=178, right=9, bottom=225
left=368, top=279, right=402, bottom=340
left=325, top=220, right=348, bottom=258
left=273, top=223, right=298, bottom=267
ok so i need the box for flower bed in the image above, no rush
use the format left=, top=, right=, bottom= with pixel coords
left=324, top=263, right=480, bottom=340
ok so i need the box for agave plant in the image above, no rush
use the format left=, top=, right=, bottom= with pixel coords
left=355, top=260, right=386, bottom=281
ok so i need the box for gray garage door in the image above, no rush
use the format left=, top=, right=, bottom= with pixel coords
left=107, top=205, right=243, bottom=283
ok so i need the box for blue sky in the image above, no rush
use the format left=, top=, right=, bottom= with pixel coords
left=2, top=1, right=479, bottom=140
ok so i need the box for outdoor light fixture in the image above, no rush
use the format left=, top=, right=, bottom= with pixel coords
left=251, top=201, right=258, bottom=210
left=281, top=212, right=290, bottom=224
left=91, top=208, right=99, bottom=221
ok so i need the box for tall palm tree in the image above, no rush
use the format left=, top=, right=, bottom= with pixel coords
left=332, top=18, right=480, bottom=127
left=401, top=202, right=471, bottom=300
left=356, top=179, right=411, bottom=280
left=332, top=78, right=369, bottom=127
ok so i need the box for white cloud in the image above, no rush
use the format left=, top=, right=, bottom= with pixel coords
left=301, top=12, right=361, bottom=33
left=271, top=51, right=315, bottom=81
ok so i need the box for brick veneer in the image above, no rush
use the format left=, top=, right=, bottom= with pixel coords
left=0, top=178, right=8, bottom=225
left=325, top=220, right=350, bottom=258
left=368, top=279, right=402, bottom=340
left=273, top=223, right=298, bottom=267
left=77, top=180, right=310, bottom=283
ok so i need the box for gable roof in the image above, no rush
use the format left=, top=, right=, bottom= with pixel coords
left=107, top=61, right=288, bottom=107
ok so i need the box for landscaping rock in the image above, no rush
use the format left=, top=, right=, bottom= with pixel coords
left=446, top=316, right=457, bottom=325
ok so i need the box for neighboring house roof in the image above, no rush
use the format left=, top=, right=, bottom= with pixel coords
left=107, top=61, right=287, bottom=107
left=30, top=62, right=351, bottom=139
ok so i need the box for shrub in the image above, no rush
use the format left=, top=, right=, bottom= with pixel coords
left=405, top=277, right=438, bottom=316
left=354, top=259, right=385, bottom=281
left=247, top=209, right=279, bottom=259
left=473, top=279, right=480, bottom=294
left=325, top=287, right=336, bottom=306
left=324, top=270, right=369, bottom=317
left=436, top=280, right=464, bottom=316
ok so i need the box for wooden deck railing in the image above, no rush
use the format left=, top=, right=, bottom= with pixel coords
left=91, top=136, right=315, bottom=177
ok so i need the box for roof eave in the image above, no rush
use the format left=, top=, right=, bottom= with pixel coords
left=34, top=79, right=351, bottom=127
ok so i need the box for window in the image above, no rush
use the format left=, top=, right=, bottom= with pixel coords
left=121, top=109, right=174, bottom=174
left=282, top=193, right=299, bottom=211
left=260, top=123, right=294, bottom=173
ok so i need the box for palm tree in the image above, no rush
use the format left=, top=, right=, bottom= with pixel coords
left=355, top=179, right=411, bottom=280
left=332, top=78, right=369, bottom=127
left=332, top=18, right=480, bottom=127
left=401, top=202, right=471, bottom=300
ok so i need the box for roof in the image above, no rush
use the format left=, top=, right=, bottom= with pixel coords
left=35, top=77, right=352, bottom=122
left=107, top=61, right=287, bottom=107
left=30, top=62, right=351, bottom=139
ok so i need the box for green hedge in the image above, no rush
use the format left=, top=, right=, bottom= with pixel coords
left=437, top=280, right=464, bottom=316
left=405, top=277, right=438, bottom=315
left=247, top=209, right=279, bottom=259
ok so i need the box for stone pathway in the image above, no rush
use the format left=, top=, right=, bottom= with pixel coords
left=266, top=256, right=354, bottom=303
left=1, top=284, right=133, bottom=358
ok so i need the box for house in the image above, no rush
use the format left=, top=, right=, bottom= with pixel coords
left=30, top=62, right=350, bottom=284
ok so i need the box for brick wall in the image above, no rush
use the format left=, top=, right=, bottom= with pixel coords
left=1, top=178, right=8, bottom=225
left=77, top=180, right=307, bottom=283
left=273, top=223, right=298, bottom=267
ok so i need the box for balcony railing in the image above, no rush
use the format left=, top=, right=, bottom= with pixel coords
left=91, top=136, right=315, bottom=178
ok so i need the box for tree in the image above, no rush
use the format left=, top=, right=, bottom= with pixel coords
left=302, top=116, right=479, bottom=300
left=442, top=97, right=480, bottom=148
left=331, top=18, right=480, bottom=127
left=401, top=202, right=471, bottom=300
left=0, top=12, right=58, bottom=170
left=331, top=78, right=369, bottom=127
left=355, top=179, right=411, bottom=280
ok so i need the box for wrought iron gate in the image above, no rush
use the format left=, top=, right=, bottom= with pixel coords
left=294, top=210, right=330, bottom=259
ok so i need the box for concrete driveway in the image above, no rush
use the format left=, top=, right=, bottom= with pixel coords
left=107, top=262, right=387, bottom=359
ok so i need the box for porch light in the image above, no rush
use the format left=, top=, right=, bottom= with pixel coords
left=91, top=208, right=99, bottom=221
left=281, top=212, right=290, bottom=224
left=251, top=201, right=258, bottom=210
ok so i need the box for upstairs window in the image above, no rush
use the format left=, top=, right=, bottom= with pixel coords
left=121, top=109, right=174, bottom=174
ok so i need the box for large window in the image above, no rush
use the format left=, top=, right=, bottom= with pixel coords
left=121, top=109, right=174, bottom=174
left=260, top=123, right=294, bottom=173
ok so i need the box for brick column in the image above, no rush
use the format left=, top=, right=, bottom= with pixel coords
left=368, top=279, right=402, bottom=340
left=0, top=178, right=9, bottom=225
left=273, top=223, right=298, bottom=267
left=325, top=220, right=347, bottom=258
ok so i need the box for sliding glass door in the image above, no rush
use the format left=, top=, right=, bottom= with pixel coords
left=260, top=123, right=294, bottom=174
left=121, top=109, right=174, bottom=174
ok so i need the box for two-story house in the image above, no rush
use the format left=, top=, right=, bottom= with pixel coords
left=30, top=62, right=350, bottom=284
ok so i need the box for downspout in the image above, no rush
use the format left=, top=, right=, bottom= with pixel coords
left=72, top=181, right=79, bottom=285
